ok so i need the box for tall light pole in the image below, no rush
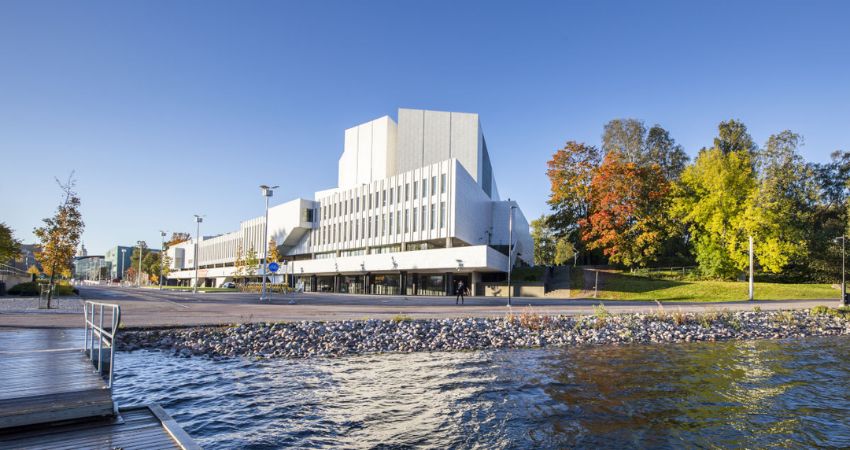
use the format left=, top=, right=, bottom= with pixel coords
left=159, top=230, right=167, bottom=290
left=507, top=204, right=517, bottom=307
left=120, top=248, right=126, bottom=284
left=837, top=235, right=846, bottom=306
left=259, top=185, right=278, bottom=302
left=136, top=240, right=145, bottom=287
left=193, top=214, right=203, bottom=294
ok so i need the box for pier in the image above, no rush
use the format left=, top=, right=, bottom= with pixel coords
left=0, top=302, right=199, bottom=449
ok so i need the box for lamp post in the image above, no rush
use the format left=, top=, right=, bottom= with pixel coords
left=837, top=235, right=846, bottom=306
left=120, top=248, right=126, bottom=285
left=136, top=241, right=145, bottom=287
left=259, top=185, right=278, bottom=302
left=193, top=214, right=203, bottom=294
left=159, top=230, right=167, bottom=290
left=507, top=204, right=517, bottom=307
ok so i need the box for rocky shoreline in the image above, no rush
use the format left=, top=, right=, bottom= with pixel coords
left=116, top=306, right=850, bottom=359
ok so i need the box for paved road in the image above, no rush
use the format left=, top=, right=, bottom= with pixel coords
left=0, top=285, right=842, bottom=328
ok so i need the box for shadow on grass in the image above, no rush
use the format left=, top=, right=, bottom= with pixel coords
left=594, top=270, right=687, bottom=294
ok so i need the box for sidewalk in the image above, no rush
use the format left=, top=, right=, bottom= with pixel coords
left=0, top=285, right=844, bottom=328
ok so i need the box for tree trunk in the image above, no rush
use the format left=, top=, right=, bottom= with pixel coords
left=47, top=261, right=56, bottom=309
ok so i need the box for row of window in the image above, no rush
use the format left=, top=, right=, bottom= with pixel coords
left=319, top=174, right=447, bottom=221
left=315, top=202, right=447, bottom=246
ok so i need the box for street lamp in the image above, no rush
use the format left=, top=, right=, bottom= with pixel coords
left=193, top=214, right=204, bottom=294
left=837, top=235, right=846, bottom=306
left=136, top=240, right=145, bottom=288
left=507, top=204, right=517, bottom=307
left=159, top=230, right=167, bottom=290
left=259, top=184, right=279, bottom=302
left=120, top=248, right=126, bottom=285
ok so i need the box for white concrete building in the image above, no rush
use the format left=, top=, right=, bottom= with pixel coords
left=166, top=108, right=532, bottom=296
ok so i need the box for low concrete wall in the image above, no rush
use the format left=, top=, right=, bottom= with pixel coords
left=479, top=282, right=545, bottom=298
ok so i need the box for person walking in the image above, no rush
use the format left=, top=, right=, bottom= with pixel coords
left=455, top=280, right=465, bottom=305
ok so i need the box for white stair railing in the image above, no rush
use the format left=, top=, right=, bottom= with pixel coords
left=83, top=301, right=121, bottom=388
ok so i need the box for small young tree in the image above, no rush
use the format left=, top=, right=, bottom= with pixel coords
left=33, top=174, right=84, bottom=307
left=245, top=246, right=258, bottom=279
left=233, top=242, right=246, bottom=285
left=267, top=238, right=281, bottom=264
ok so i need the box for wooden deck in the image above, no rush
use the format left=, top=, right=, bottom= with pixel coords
left=0, top=327, right=199, bottom=449
left=0, top=329, right=114, bottom=429
left=0, top=405, right=192, bottom=450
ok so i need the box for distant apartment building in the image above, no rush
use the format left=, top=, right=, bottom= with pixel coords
left=166, top=108, right=532, bottom=295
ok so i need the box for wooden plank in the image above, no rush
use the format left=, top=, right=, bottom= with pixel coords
left=0, top=405, right=189, bottom=450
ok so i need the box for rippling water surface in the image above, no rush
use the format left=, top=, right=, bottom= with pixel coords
left=113, top=336, right=850, bottom=449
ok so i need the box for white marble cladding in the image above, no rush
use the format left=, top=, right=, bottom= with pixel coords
left=312, top=159, right=456, bottom=253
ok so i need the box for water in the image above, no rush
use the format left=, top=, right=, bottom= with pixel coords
left=113, top=337, right=850, bottom=449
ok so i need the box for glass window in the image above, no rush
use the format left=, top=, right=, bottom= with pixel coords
left=356, top=196, right=359, bottom=212
left=405, top=183, right=409, bottom=201
left=421, top=207, right=426, bottom=231
left=413, top=181, right=418, bottom=199
left=389, top=188, right=394, bottom=205
left=397, top=187, right=401, bottom=203
left=440, top=202, right=446, bottom=228
left=396, top=211, right=401, bottom=234
left=368, top=193, right=372, bottom=209
left=404, top=210, right=409, bottom=233
left=430, top=204, right=436, bottom=230
left=382, top=190, right=386, bottom=207
left=431, top=176, right=437, bottom=195
left=441, top=174, right=446, bottom=193
left=422, top=178, right=427, bottom=197
left=389, top=213, right=393, bottom=235
left=412, top=207, right=417, bottom=231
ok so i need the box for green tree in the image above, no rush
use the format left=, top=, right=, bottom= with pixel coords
left=33, top=174, right=84, bottom=307
left=233, top=242, right=246, bottom=283
left=745, top=131, right=817, bottom=273
left=530, top=215, right=556, bottom=265
left=0, top=223, right=22, bottom=264
left=554, top=238, right=576, bottom=265
left=713, top=119, right=757, bottom=155
left=602, top=118, right=647, bottom=163
left=645, top=125, right=688, bottom=181
left=673, top=127, right=757, bottom=278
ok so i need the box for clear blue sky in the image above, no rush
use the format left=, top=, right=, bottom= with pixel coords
left=1, top=1, right=848, bottom=254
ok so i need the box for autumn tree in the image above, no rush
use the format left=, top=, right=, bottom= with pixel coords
left=245, top=246, right=258, bottom=278
left=166, top=232, right=191, bottom=247
left=530, top=215, right=556, bottom=266
left=0, top=223, right=22, bottom=264
left=581, top=152, right=671, bottom=268
left=672, top=123, right=757, bottom=278
left=546, top=141, right=600, bottom=261
left=806, top=150, right=850, bottom=281
left=33, top=174, right=84, bottom=307
left=267, top=238, right=281, bottom=264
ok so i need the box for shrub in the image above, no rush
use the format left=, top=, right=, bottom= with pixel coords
left=672, top=308, right=688, bottom=326
left=811, top=305, right=830, bottom=316
left=392, top=314, right=412, bottom=323
left=8, top=282, right=39, bottom=296
left=519, top=306, right=552, bottom=331
left=593, top=304, right=610, bottom=329
left=752, top=306, right=762, bottom=313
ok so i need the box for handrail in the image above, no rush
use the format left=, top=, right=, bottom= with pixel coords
left=83, top=301, right=121, bottom=388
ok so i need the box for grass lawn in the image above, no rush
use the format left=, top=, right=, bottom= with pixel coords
left=591, top=271, right=838, bottom=302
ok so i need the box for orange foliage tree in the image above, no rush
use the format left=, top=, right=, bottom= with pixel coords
left=580, top=152, right=671, bottom=268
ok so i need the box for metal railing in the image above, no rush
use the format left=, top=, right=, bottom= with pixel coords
left=83, top=301, right=121, bottom=388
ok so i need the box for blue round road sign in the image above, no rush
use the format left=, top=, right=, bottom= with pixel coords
left=268, top=262, right=280, bottom=273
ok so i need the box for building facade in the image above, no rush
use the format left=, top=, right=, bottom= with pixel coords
left=166, top=108, right=533, bottom=295
left=104, top=246, right=135, bottom=280
left=72, top=255, right=106, bottom=281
